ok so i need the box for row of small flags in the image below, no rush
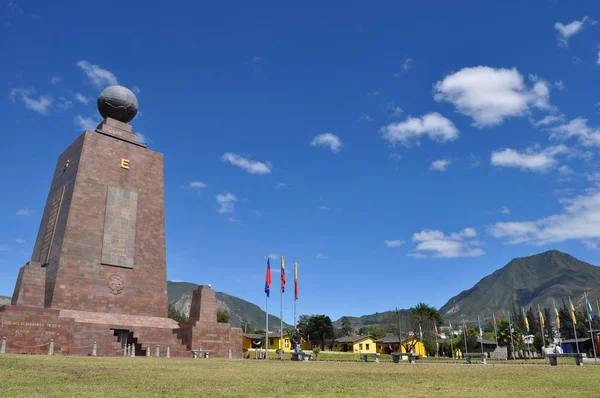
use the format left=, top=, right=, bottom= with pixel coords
left=264, top=256, right=299, bottom=300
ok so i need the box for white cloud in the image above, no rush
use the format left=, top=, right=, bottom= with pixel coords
left=15, top=238, right=25, bottom=244
left=316, top=253, right=328, bottom=259
left=74, top=115, right=100, bottom=131
left=357, top=114, right=373, bottom=122
left=550, top=118, right=600, bottom=147
left=221, top=153, right=272, bottom=175
left=134, top=133, right=147, bottom=143
left=384, top=102, right=404, bottom=118
left=50, top=76, right=61, bottom=85
left=572, top=56, right=582, bottom=65
left=488, top=190, right=600, bottom=246
left=381, top=112, right=459, bottom=146
left=319, top=206, right=330, bottom=211
left=555, top=80, right=566, bottom=90
left=189, top=181, right=207, bottom=189
left=16, top=209, right=30, bottom=216
left=215, top=192, right=237, bottom=214
left=0, top=245, right=8, bottom=252
left=276, top=182, right=287, bottom=189
left=75, top=93, right=90, bottom=104
left=56, top=97, right=72, bottom=110
left=410, top=228, right=484, bottom=258
left=9, top=88, right=52, bottom=114
left=384, top=240, right=405, bottom=248
left=490, top=145, right=568, bottom=172
left=597, top=49, right=600, bottom=65
left=394, top=57, right=413, bottom=76
left=132, top=86, right=141, bottom=95
left=531, top=114, right=566, bottom=127
left=76, top=60, right=118, bottom=88
left=311, top=133, right=343, bottom=153
left=434, top=66, right=552, bottom=127
left=558, top=165, right=573, bottom=176
left=266, top=253, right=279, bottom=261
left=430, top=159, right=451, bottom=171
left=367, top=90, right=380, bottom=97
left=499, top=206, right=511, bottom=215
left=227, top=217, right=240, bottom=223
left=554, top=17, right=588, bottom=47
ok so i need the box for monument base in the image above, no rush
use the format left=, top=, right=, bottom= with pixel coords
left=0, top=286, right=242, bottom=358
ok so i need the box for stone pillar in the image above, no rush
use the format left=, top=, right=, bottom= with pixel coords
left=48, top=339, right=54, bottom=355
left=146, top=346, right=150, bottom=357
left=155, top=345, right=160, bottom=358
left=123, top=345, right=127, bottom=356
left=131, top=344, right=135, bottom=357
left=228, top=348, right=232, bottom=359
left=92, top=342, right=97, bottom=357
left=1, top=337, right=6, bottom=354
left=166, top=345, right=170, bottom=358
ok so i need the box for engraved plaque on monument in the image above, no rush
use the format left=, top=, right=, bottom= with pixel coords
left=39, top=186, right=66, bottom=265
left=101, top=187, right=138, bottom=268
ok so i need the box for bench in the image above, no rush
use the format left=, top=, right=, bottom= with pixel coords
left=291, top=351, right=313, bottom=361
left=391, top=352, right=419, bottom=364
left=360, top=353, right=380, bottom=363
left=464, top=353, right=486, bottom=364
left=546, top=353, right=584, bottom=366
left=191, top=349, right=210, bottom=359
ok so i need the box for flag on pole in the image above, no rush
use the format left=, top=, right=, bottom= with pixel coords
left=493, top=313, right=498, bottom=335
left=570, top=297, right=577, bottom=324
left=294, top=261, right=298, bottom=300
left=435, top=322, right=439, bottom=339
left=539, top=307, right=545, bottom=328
left=264, top=258, right=272, bottom=297
left=281, top=255, right=286, bottom=293
left=478, top=315, right=483, bottom=338
left=555, top=306, right=561, bottom=329
left=419, top=324, right=423, bottom=341
left=586, top=294, right=595, bottom=321
left=449, top=322, right=453, bottom=334
left=463, top=320, right=468, bottom=332
left=523, top=308, right=530, bottom=333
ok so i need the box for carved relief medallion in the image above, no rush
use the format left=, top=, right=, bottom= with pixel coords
left=107, top=275, right=125, bottom=296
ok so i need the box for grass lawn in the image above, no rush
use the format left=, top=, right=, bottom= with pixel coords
left=1, top=354, right=599, bottom=397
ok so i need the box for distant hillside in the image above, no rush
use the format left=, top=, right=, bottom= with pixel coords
left=0, top=296, right=10, bottom=306
left=167, top=281, right=290, bottom=331
left=333, top=309, right=410, bottom=329
left=440, top=250, right=600, bottom=321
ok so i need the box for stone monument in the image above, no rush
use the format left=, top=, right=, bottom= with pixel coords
left=0, top=86, right=242, bottom=357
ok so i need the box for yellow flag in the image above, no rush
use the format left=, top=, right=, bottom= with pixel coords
left=570, top=297, right=577, bottom=325
left=555, top=307, right=561, bottom=329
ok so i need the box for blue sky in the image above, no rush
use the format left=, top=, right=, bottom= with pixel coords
left=2, top=0, right=600, bottom=324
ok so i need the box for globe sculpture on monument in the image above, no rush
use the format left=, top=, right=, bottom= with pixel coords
left=0, top=86, right=242, bottom=357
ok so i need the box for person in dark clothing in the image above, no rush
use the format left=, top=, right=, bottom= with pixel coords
left=291, top=328, right=303, bottom=353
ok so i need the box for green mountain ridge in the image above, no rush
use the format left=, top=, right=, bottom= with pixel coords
left=167, top=281, right=290, bottom=331
left=440, top=250, right=600, bottom=321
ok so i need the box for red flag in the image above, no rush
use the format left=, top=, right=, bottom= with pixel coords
left=264, top=258, right=272, bottom=297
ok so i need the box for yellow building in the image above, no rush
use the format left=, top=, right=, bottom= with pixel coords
left=375, top=336, right=426, bottom=357
left=242, top=333, right=311, bottom=351
left=332, top=335, right=377, bottom=353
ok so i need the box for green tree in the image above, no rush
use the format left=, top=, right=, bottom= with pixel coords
left=496, top=318, right=523, bottom=358
left=217, top=310, right=230, bottom=323
left=304, top=315, right=334, bottom=350
left=339, top=316, right=354, bottom=337
left=357, top=324, right=386, bottom=339
left=168, top=304, right=188, bottom=323
left=383, top=303, right=443, bottom=355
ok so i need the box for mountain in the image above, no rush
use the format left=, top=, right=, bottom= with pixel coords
left=167, top=281, right=290, bottom=332
left=440, top=250, right=600, bottom=321
left=0, top=296, right=10, bottom=306
left=332, top=309, right=410, bottom=329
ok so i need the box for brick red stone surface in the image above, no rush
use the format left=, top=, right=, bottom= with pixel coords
left=2, top=121, right=243, bottom=358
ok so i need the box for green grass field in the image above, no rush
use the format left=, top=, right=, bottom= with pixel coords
left=1, top=354, right=599, bottom=397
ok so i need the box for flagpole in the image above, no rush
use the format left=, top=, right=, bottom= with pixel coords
left=508, top=310, right=515, bottom=360
left=585, top=292, right=597, bottom=362
left=569, top=296, right=580, bottom=354
left=493, top=313, right=498, bottom=348
left=280, top=256, right=284, bottom=360
left=294, top=262, right=297, bottom=329
left=462, top=319, right=468, bottom=356
left=538, top=304, right=546, bottom=351
left=478, top=315, right=484, bottom=357
left=265, top=294, right=269, bottom=360
left=450, top=323, right=454, bottom=359
left=434, top=321, right=439, bottom=359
